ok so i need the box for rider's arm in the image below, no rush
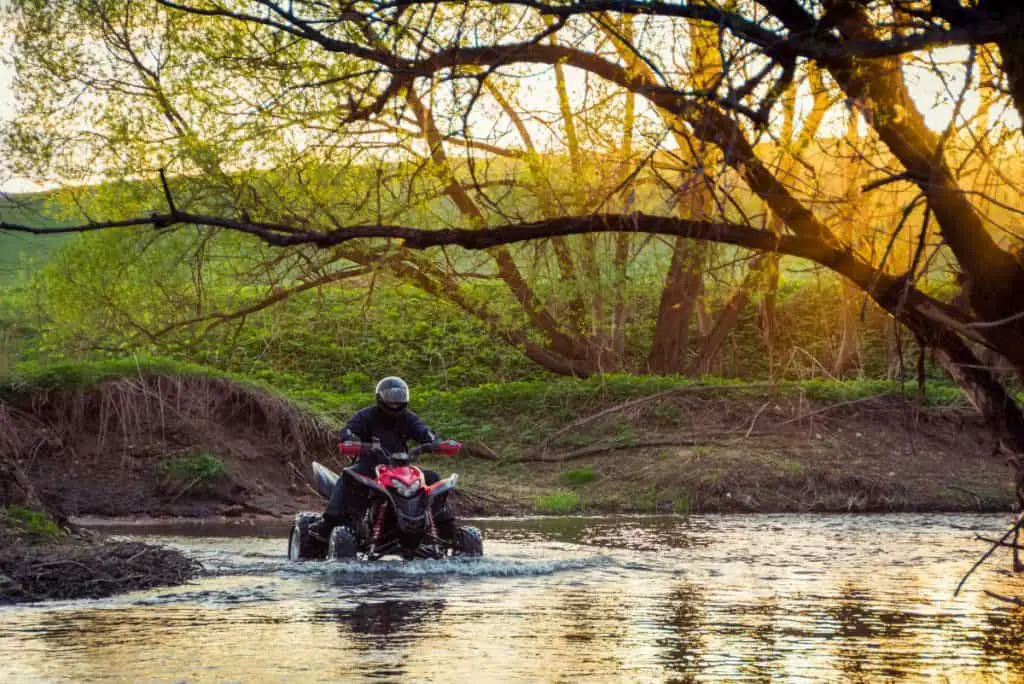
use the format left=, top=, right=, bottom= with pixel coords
left=340, top=407, right=373, bottom=442
left=404, top=410, right=436, bottom=446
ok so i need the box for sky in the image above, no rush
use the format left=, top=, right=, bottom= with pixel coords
left=0, top=36, right=40, bottom=194
left=0, top=33, right=1016, bottom=195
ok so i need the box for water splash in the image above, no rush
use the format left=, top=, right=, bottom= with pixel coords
left=318, top=554, right=615, bottom=578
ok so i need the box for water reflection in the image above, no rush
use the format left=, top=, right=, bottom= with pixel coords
left=977, top=603, right=1024, bottom=671
left=659, top=583, right=708, bottom=675
left=319, top=598, right=446, bottom=639
left=1, top=514, right=1023, bottom=682
left=315, top=597, right=447, bottom=680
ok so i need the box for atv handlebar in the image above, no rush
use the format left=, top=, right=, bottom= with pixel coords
left=337, top=438, right=462, bottom=461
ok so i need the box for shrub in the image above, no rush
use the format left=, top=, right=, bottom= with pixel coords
left=561, top=466, right=597, bottom=487
left=5, top=506, right=61, bottom=537
left=160, top=452, right=226, bottom=483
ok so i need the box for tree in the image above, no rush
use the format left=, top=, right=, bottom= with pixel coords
left=3, top=0, right=1024, bottom=477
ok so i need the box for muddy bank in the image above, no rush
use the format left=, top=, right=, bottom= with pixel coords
left=448, top=393, right=1022, bottom=515
left=0, top=512, right=198, bottom=604
left=0, top=373, right=334, bottom=519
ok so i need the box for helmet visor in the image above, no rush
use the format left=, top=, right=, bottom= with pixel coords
left=377, top=382, right=409, bottom=411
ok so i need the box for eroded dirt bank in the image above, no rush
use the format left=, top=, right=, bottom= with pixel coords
left=0, top=373, right=1018, bottom=520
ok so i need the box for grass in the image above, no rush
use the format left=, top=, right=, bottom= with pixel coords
left=4, top=356, right=248, bottom=393
left=2, top=357, right=976, bottom=455
left=0, top=194, right=69, bottom=286
left=4, top=506, right=62, bottom=538
left=535, top=491, right=581, bottom=514
left=160, top=452, right=226, bottom=483
left=561, top=466, right=598, bottom=486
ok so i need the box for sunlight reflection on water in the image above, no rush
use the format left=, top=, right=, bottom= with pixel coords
left=1, top=513, right=1023, bottom=682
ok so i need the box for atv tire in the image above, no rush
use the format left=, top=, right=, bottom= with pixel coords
left=327, top=525, right=359, bottom=560
left=289, top=512, right=322, bottom=561
left=452, top=525, right=483, bottom=557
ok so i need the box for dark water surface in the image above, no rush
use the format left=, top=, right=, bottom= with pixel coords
left=2, top=514, right=1023, bottom=682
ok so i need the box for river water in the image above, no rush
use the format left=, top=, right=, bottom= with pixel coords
left=2, top=514, right=1023, bottom=682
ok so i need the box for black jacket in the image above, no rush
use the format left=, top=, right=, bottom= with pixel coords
left=339, top=406, right=436, bottom=466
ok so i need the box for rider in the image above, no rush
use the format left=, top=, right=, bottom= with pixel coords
left=309, top=376, right=454, bottom=542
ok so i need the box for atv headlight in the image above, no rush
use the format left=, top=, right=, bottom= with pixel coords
left=391, top=479, right=422, bottom=497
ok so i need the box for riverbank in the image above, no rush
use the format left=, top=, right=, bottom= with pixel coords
left=0, top=509, right=198, bottom=604
left=1, top=364, right=1020, bottom=603
left=1, top=362, right=1018, bottom=521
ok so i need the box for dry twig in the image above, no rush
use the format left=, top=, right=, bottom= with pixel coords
left=542, top=382, right=778, bottom=450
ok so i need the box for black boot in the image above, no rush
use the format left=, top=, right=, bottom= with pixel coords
left=309, top=514, right=338, bottom=544
left=435, top=517, right=457, bottom=544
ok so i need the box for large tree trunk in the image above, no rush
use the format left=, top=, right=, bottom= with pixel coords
left=691, top=256, right=767, bottom=376
left=817, top=2, right=1024, bottom=368
left=833, top=279, right=863, bottom=377
left=648, top=239, right=704, bottom=373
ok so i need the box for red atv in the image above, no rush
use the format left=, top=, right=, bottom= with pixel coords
left=288, top=439, right=483, bottom=561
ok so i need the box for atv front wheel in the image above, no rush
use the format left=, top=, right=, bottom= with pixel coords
left=452, top=525, right=483, bottom=557
left=327, top=525, right=359, bottom=560
left=288, top=513, right=322, bottom=561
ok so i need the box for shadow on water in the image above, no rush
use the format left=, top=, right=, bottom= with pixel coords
left=317, top=597, right=446, bottom=639
left=826, top=584, right=922, bottom=681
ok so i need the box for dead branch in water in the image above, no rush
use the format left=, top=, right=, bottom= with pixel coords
left=955, top=514, right=1024, bottom=597
left=0, top=537, right=198, bottom=603
left=974, top=535, right=1024, bottom=550
left=982, top=590, right=1024, bottom=607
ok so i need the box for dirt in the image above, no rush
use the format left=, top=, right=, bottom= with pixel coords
left=446, top=394, right=1021, bottom=515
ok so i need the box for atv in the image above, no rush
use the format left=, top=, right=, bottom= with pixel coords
left=288, top=438, right=483, bottom=561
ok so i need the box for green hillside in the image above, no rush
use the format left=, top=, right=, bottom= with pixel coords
left=0, top=195, right=69, bottom=285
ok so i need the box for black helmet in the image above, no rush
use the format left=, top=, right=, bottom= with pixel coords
left=375, top=376, right=409, bottom=414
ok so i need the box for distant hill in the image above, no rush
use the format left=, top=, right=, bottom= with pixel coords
left=0, top=194, right=69, bottom=285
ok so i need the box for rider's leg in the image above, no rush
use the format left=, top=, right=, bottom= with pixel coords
left=312, top=460, right=375, bottom=541
left=422, top=468, right=456, bottom=541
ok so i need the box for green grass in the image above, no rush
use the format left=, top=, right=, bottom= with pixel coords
left=0, top=194, right=70, bottom=285
left=535, top=491, right=581, bottom=514
left=4, top=506, right=61, bottom=537
left=1, top=357, right=975, bottom=455
left=160, top=452, right=226, bottom=483
left=561, top=466, right=598, bottom=487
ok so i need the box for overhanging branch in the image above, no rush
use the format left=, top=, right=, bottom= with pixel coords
left=0, top=208, right=978, bottom=342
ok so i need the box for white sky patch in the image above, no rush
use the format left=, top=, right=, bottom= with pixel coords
left=0, top=23, right=1018, bottom=195
left=0, top=27, right=46, bottom=194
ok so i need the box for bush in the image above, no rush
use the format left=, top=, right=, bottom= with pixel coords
left=160, top=452, right=226, bottom=483
left=5, top=506, right=61, bottom=538
left=561, top=466, right=597, bottom=487
left=535, top=491, right=581, bottom=514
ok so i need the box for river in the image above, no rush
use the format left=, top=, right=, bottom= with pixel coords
left=2, top=513, right=1023, bottom=682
